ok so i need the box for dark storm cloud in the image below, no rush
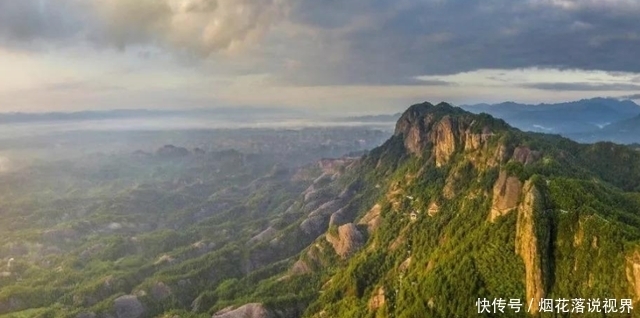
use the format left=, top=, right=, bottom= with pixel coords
left=0, top=0, right=639, bottom=86
left=281, top=0, right=640, bottom=85
left=523, top=82, right=640, bottom=91
left=0, top=0, right=287, bottom=54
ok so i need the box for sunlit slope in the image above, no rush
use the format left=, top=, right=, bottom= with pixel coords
left=296, top=102, right=640, bottom=317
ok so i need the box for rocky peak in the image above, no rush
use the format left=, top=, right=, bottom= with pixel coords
left=515, top=180, right=552, bottom=314
left=394, top=102, right=463, bottom=140
left=393, top=102, right=504, bottom=166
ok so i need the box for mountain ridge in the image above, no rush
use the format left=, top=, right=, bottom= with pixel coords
left=296, top=101, right=640, bottom=317
left=461, top=97, right=640, bottom=135
left=3, top=101, right=640, bottom=317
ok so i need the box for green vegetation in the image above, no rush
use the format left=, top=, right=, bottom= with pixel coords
left=3, top=103, right=640, bottom=317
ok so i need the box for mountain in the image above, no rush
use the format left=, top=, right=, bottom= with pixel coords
left=3, top=102, right=640, bottom=317
left=571, top=113, right=640, bottom=144
left=461, top=98, right=640, bottom=134
left=0, top=109, right=174, bottom=124
left=291, top=102, right=640, bottom=317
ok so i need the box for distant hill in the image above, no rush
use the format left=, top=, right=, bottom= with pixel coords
left=0, top=109, right=173, bottom=124
left=461, top=98, right=640, bottom=134
left=0, top=107, right=307, bottom=124
left=571, top=113, right=640, bottom=144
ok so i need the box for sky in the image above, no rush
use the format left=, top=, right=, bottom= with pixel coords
left=0, top=0, right=639, bottom=114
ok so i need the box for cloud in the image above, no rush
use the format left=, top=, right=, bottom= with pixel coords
left=43, top=80, right=126, bottom=93
left=0, top=0, right=86, bottom=44
left=0, top=0, right=288, bottom=55
left=274, top=0, right=640, bottom=84
left=92, top=0, right=289, bottom=55
left=1, top=0, right=640, bottom=87
left=523, top=82, right=640, bottom=91
left=620, top=93, right=640, bottom=100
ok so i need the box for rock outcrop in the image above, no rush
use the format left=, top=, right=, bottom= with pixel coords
left=114, top=295, right=145, bottom=318
left=427, top=202, right=440, bottom=216
left=626, top=250, right=640, bottom=301
left=212, top=303, right=269, bottom=318
left=368, top=287, right=386, bottom=311
left=512, top=146, right=542, bottom=165
left=359, top=204, right=382, bottom=233
left=300, top=200, right=346, bottom=236
left=489, top=170, right=523, bottom=222
left=290, top=259, right=312, bottom=275
left=394, top=102, right=499, bottom=167
left=515, top=181, right=551, bottom=314
left=326, top=223, right=364, bottom=259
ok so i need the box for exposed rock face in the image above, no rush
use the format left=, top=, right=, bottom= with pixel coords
left=573, top=220, right=584, bottom=247
left=114, top=295, right=145, bottom=318
left=443, top=169, right=460, bottom=199
left=512, top=146, right=542, bottom=165
left=212, top=303, right=270, bottom=318
left=329, top=207, right=352, bottom=227
left=76, top=313, right=96, bottom=318
left=399, top=257, right=412, bottom=271
left=626, top=251, right=640, bottom=301
left=300, top=200, right=346, bottom=236
left=490, top=143, right=510, bottom=167
left=489, top=170, right=523, bottom=222
left=433, top=116, right=458, bottom=167
left=427, top=202, right=440, bottom=216
left=515, top=181, right=551, bottom=314
left=368, top=287, right=386, bottom=311
left=394, top=102, right=497, bottom=167
left=359, top=204, right=382, bottom=233
left=326, top=223, right=364, bottom=259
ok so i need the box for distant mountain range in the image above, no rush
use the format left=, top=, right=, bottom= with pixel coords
left=342, top=98, right=640, bottom=144
left=460, top=98, right=640, bottom=135
left=4, top=98, right=640, bottom=144
left=0, top=107, right=306, bottom=124
left=571, top=113, right=640, bottom=144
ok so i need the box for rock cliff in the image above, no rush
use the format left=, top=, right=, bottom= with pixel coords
left=515, top=180, right=551, bottom=314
